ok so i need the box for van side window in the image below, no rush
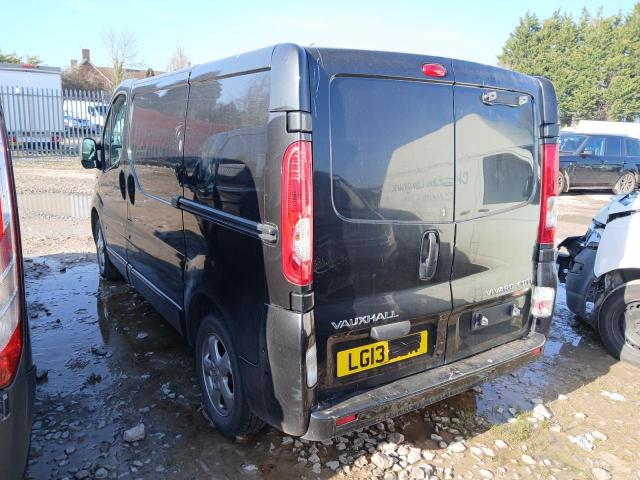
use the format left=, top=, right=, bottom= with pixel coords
left=103, top=95, right=127, bottom=169
left=183, top=71, right=270, bottom=222
left=129, top=84, right=188, bottom=200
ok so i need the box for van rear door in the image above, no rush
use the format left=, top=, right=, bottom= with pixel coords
left=308, top=50, right=455, bottom=398
left=447, top=63, right=540, bottom=362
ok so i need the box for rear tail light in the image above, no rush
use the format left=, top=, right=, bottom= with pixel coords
left=531, top=286, right=555, bottom=318
left=538, top=142, right=559, bottom=245
left=281, top=141, right=313, bottom=286
left=0, top=119, right=23, bottom=389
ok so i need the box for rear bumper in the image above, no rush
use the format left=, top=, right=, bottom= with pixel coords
left=302, top=332, right=546, bottom=441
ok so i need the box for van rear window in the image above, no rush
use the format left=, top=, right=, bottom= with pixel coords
left=329, top=77, right=454, bottom=223
left=454, top=86, right=535, bottom=219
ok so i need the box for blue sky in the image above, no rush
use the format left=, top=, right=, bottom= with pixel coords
left=3, top=0, right=636, bottom=71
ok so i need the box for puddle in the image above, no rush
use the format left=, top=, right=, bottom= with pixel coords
left=476, top=284, right=613, bottom=424
left=25, top=253, right=621, bottom=478
left=18, top=192, right=92, bottom=219
left=25, top=254, right=300, bottom=479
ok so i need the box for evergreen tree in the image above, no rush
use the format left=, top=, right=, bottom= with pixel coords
left=499, top=4, right=640, bottom=124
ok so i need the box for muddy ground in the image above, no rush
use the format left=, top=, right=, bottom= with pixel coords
left=14, top=159, right=640, bottom=480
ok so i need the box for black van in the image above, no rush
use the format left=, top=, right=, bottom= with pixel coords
left=81, top=44, right=559, bottom=440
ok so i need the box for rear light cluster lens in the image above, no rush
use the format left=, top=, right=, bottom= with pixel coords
left=531, top=286, right=555, bottom=318
left=538, top=142, right=559, bottom=245
left=281, top=141, right=313, bottom=286
left=0, top=121, right=22, bottom=389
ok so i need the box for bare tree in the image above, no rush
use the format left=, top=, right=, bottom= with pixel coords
left=167, top=46, right=190, bottom=72
left=104, top=29, right=139, bottom=88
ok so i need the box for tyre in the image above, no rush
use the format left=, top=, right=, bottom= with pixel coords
left=94, top=219, right=121, bottom=280
left=196, top=313, right=263, bottom=438
left=598, top=281, right=640, bottom=367
left=612, top=171, right=636, bottom=195
left=558, top=171, right=568, bottom=194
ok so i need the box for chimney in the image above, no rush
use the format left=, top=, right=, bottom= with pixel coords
left=82, top=49, right=90, bottom=63
left=70, top=59, right=77, bottom=67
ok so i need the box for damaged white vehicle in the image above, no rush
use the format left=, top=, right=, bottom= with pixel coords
left=558, top=190, right=640, bottom=366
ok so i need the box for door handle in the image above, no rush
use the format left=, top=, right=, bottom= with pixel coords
left=127, top=174, right=135, bottom=205
left=419, top=231, right=439, bottom=281
left=118, top=170, right=126, bottom=200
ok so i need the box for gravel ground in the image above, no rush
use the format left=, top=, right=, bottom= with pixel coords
left=14, top=160, right=640, bottom=480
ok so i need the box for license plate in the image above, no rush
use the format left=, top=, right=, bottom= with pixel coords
left=336, top=331, right=428, bottom=377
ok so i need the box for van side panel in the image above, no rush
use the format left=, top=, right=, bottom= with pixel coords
left=182, top=71, right=270, bottom=364
left=126, top=74, right=189, bottom=329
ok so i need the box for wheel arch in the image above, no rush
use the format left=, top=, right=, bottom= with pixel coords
left=596, top=271, right=640, bottom=327
left=596, top=278, right=640, bottom=348
left=185, top=291, right=222, bottom=347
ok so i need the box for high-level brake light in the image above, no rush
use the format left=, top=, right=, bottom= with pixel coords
left=281, top=141, right=313, bottom=286
left=422, top=63, right=447, bottom=78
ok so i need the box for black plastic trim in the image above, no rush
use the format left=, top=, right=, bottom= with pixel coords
left=302, top=333, right=546, bottom=441
left=291, top=291, right=314, bottom=312
left=173, top=196, right=277, bottom=244
left=286, top=111, right=312, bottom=133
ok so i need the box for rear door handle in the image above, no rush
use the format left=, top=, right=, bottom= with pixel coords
left=419, top=231, right=439, bottom=281
left=127, top=174, right=135, bottom=205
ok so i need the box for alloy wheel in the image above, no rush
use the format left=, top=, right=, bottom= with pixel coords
left=623, top=301, right=640, bottom=350
left=619, top=173, right=636, bottom=195
left=201, top=333, right=235, bottom=417
left=96, top=225, right=106, bottom=273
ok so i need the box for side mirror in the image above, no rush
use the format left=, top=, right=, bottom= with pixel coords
left=80, top=138, right=101, bottom=169
left=581, top=149, right=594, bottom=157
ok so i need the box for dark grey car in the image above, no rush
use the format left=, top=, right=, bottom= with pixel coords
left=559, top=132, right=640, bottom=194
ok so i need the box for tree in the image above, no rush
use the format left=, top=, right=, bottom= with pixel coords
left=0, top=50, right=42, bottom=65
left=61, top=66, right=105, bottom=91
left=499, top=4, right=640, bottom=124
left=167, top=46, right=190, bottom=72
left=104, top=29, right=139, bottom=88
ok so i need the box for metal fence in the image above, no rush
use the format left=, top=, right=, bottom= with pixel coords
left=0, top=86, right=109, bottom=157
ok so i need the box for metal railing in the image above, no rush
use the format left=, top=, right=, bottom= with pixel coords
left=0, top=86, right=109, bottom=157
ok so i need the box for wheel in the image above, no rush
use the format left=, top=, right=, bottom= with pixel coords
left=94, top=219, right=121, bottom=280
left=558, top=171, right=568, bottom=194
left=196, top=314, right=263, bottom=438
left=598, top=281, right=640, bottom=367
left=612, top=171, right=636, bottom=195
